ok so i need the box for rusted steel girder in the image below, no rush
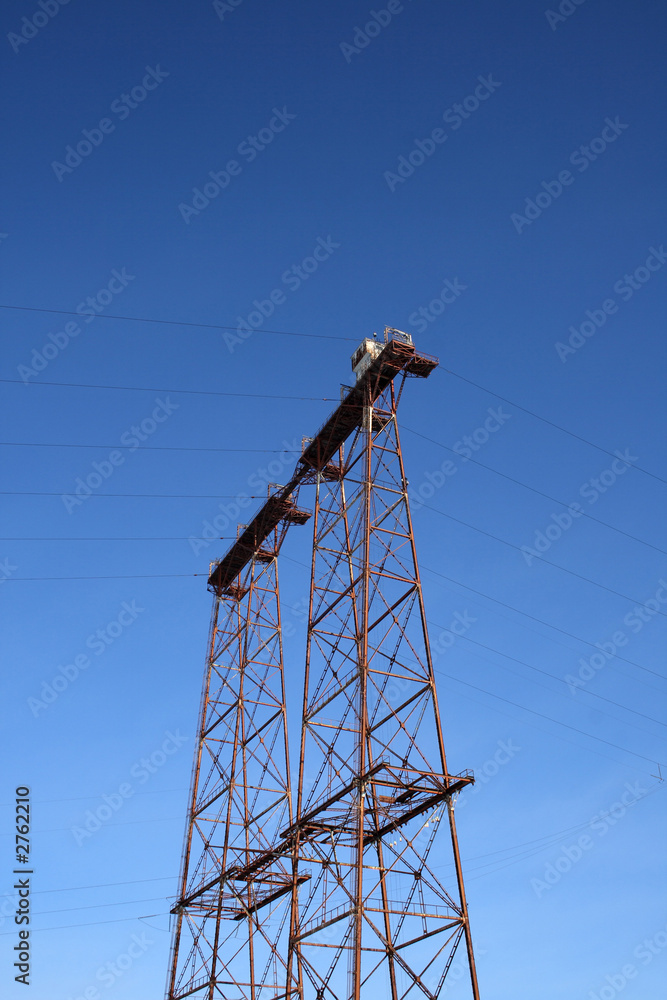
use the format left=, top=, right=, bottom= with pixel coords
left=285, top=377, right=481, bottom=1000
left=167, top=331, right=480, bottom=1000
left=166, top=505, right=308, bottom=1000
left=207, top=336, right=436, bottom=594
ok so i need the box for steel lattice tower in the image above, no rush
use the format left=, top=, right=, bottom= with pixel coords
left=166, top=330, right=481, bottom=1000
left=166, top=502, right=310, bottom=1000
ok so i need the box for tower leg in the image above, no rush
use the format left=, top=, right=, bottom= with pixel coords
left=166, top=529, right=300, bottom=1000
left=287, top=379, right=480, bottom=998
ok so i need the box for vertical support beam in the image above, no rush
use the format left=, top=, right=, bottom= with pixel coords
left=353, top=391, right=374, bottom=999
left=166, top=335, right=480, bottom=1000
left=287, top=378, right=480, bottom=999
left=392, top=397, right=481, bottom=1000
left=166, top=520, right=300, bottom=1000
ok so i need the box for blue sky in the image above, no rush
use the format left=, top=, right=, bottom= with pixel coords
left=1, top=0, right=665, bottom=997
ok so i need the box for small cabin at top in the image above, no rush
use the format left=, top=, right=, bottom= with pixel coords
left=350, top=328, right=414, bottom=382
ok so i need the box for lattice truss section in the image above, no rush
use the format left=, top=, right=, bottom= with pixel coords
left=167, top=552, right=298, bottom=1000
left=287, top=383, right=477, bottom=1000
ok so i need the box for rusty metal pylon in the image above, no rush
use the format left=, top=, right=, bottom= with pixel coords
left=284, top=374, right=480, bottom=999
left=166, top=502, right=308, bottom=1000
left=166, top=331, right=480, bottom=999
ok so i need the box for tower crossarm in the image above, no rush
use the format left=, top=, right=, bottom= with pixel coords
left=165, top=328, right=487, bottom=1000
left=207, top=492, right=310, bottom=593
left=362, top=773, right=474, bottom=847
left=207, top=332, right=438, bottom=593
left=281, top=764, right=474, bottom=846
left=280, top=761, right=390, bottom=842
left=171, top=842, right=292, bottom=913
left=296, top=336, right=436, bottom=477
left=230, top=873, right=312, bottom=921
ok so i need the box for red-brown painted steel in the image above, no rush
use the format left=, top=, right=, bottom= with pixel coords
left=166, top=507, right=306, bottom=999
left=284, top=375, right=481, bottom=999
left=167, top=333, right=480, bottom=1000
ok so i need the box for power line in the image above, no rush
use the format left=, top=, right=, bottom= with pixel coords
left=2, top=573, right=204, bottom=581
left=463, top=789, right=665, bottom=882
left=30, top=799, right=661, bottom=913
left=4, top=496, right=663, bottom=619
left=34, top=895, right=167, bottom=918
left=426, top=579, right=664, bottom=695
left=23, top=875, right=177, bottom=896
left=421, top=562, right=665, bottom=682
left=3, top=541, right=665, bottom=651
left=433, top=677, right=650, bottom=775
left=0, top=441, right=286, bottom=453
left=4, top=336, right=663, bottom=494
left=0, top=536, right=232, bottom=541
left=2, top=539, right=660, bottom=684
left=435, top=667, right=664, bottom=766
left=401, top=422, right=667, bottom=557
left=440, top=367, right=667, bottom=487
left=0, top=786, right=660, bottom=933
left=437, top=787, right=662, bottom=879
left=0, top=375, right=335, bottom=401
left=9, top=490, right=659, bottom=617
left=427, top=618, right=667, bottom=730
left=9, top=791, right=662, bottom=919
left=2, top=491, right=263, bottom=499
left=0, top=913, right=167, bottom=936
left=4, top=299, right=662, bottom=484
left=0, top=302, right=357, bottom=341
left=421, top=500, right=667, bottom=620
left=400, top=636, right=660, bottom=764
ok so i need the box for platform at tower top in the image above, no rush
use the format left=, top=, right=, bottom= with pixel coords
left=207, top=329, right=438, bottom=594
